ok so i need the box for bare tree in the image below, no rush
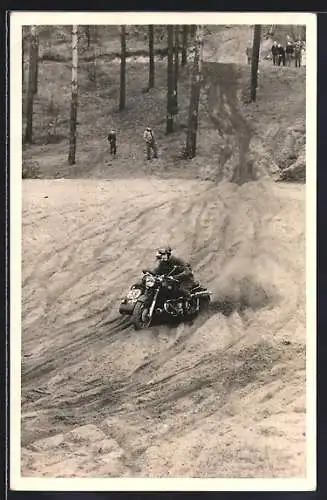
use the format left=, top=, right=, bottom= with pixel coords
left=148, top=25, right=155, bottom=90
left=85, top=26, right=91, bottom=48
left=181, top=25, right=188, bottom=66
left=184, top=25, right=203, bottom=158
left=190, top=25, right=197, bottom=38
left=24, top=25, right=38, bottom=144
left=68, top=25, right=78, bottom=165
left=33, top=28, right=39, bottom=95
left=166, top=25, right=174, bottom=134
left=172, top=25, right=179, bottom=115
left=85, top=26, right=98, bottom=83
left=22, top=31, right=25, bottom=88
left=119, top=25, right=126, bottom=111
left=250, top=25, right=261, bottom=102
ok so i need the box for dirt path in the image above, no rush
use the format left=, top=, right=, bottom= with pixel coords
left=21, top=177, right=306, bottom=478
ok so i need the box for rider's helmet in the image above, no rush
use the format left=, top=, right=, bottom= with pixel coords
left=156, top=246, right=172, bottom=261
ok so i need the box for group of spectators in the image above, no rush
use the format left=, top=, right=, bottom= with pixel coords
left=107, top=127, right=158, bottom=160
left=246, top=35, right=305, bottom=68
left=271, top=37, right=305, bottom=67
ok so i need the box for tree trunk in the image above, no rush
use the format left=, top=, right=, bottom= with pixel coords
left=148, top=25, right=155, bottom=89
left=119, top=25, right=126, bottom=111
left=33, top=30, right=39, bottom=95
left=250, top=25, right=261, bottom=102
left=172, top=25, right=179, bottom=115
left=22, top=33, right=25, bottom=88
left=184, top=26, right=202, bottom=158
left=181, top=25, right=188, bottom=66
left=190, top=25, right=197, bottom=38
left=85, top=26, right=91, bottom=48
left=166, top=25, right=174, bottom=134
left=24, top=25, right=38, bottom=144
left=68, top=25, right=78, bottom=165
left=86, top=26, right=97, bottom=83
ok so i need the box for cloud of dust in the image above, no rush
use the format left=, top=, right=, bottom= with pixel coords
left=192, top=181, right=288, bottom=317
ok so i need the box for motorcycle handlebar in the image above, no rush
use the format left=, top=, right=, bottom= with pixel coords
left=141, top=271, right=179, bottom=282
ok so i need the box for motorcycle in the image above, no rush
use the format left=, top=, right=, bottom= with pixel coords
left=119, top=268, right=212, bottom=330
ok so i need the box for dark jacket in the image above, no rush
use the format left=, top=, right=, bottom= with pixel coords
left=277, top=45, right=285, bottom=56
left=151, top=255, right=193, bottom=281
left=107, top=132, right=116, bottom=144
left=271, top=44, right=278, bottom=55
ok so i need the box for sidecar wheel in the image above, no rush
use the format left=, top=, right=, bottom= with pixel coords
left=199, top=295, right=211, bottom=311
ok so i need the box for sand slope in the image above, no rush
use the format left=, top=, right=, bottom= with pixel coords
left=21, top=178, right=306, bottom=477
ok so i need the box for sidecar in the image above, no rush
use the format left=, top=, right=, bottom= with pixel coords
left=119, top=285, right=143, bottom=315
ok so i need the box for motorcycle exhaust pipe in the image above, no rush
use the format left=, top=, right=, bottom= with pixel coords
left=191, top=291, right=212, bottom=297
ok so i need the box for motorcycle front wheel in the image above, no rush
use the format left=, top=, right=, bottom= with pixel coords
left=131, top=300, right=152, bottom=330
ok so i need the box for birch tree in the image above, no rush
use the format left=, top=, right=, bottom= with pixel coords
left=166, top=25, right=174, bottom=134
left=184, top=25, right=203, bottom=158
left=119, top=25, right=126, bottom=111
left=68, top=25, right=78, bottom=165
left=24, top=25, right=38, bottom=143
left=172, top=25, right=179, bottom=115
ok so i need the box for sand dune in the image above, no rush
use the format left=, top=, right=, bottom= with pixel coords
left=21, top=177, right=306, bottom=477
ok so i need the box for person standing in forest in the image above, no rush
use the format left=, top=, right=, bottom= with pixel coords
left=294, top=39, right=303, bottom=68
left=143, top=127, right=158, bottom=160
left=285, top=40, right=295, bottom=66
left=245, top=42, right=252, bottom=65
left=271, top=41, right=278, bottom=65
left=277, top=43, right=286, bottom=66
left=107, top=129, right=117, bottom=157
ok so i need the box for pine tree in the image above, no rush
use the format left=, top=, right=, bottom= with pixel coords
left=181, top=25, right=188, bottom=66
left=184, top=25, right=203, bottom=158
left=24, top=25, right=38, bottom=144
left=172, top=25, right=179, bottom=115
left=166, top=25, right=174, bottom=134
left=33, top=28, right=39, bottom=95
left=22, top=30, right=25, bottom=88
left=148, top=25, right=155, bottom=90
left=250, top=25, right=261, bottom=102
left=68, top=25, right=78, bottom=165
left=119, top=25, right=126, bottom=111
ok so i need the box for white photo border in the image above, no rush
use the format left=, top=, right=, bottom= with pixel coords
left=10, top=11, right=317, bottom=492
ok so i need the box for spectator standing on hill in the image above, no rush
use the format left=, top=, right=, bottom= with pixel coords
left=285, top=41, right=295, bottom=66
left=143, top=127, right=158, bottom=160
left=294, top=40, right=303, bottom=68
left=245, top=43, right=252, bottom=64
left=107, top=129, right=117, bottom=157
left=277, top=43, right=286, bottom=66
left=271, top=41, right=278, bottom=65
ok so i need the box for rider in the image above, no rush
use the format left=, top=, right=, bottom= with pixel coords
left=150, top=246, right=195, bottom=307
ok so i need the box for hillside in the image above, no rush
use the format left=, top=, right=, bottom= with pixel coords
left=21, top=25, right=307, bottom=479
left=22, top=24, right=306, bottom=182
left=21, top=178, right=305, bottom=478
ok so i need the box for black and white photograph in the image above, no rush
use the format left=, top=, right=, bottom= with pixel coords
left=10, top=11, right=316, bottom=491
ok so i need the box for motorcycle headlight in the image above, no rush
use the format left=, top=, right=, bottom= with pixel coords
left=145, top=276, right=155, bottom=288
left=127, top=288, right=142, bottom=300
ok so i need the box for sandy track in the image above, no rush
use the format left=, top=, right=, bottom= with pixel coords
left=21, top=178, right=306, bottom=477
